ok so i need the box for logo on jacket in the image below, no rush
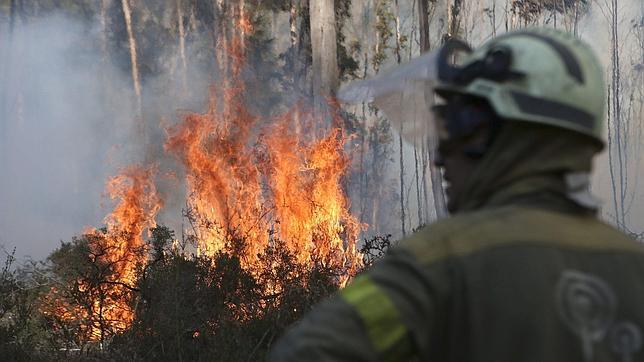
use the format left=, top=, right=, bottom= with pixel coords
left=555, top=270, right=642, bottom=362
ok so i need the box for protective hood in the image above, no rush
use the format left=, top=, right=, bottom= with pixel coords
left=452, top=122, right=602, bottom=213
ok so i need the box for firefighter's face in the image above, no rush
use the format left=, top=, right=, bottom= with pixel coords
left=434, top=125, right=489, bottom=213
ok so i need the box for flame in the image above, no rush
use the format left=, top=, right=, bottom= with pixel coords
left=44, top=166, right=162, bottom=341
left=265, top=113, right=361, bottom=273
left=165, top=77, right=362, bottom=279
left=165, top=26, right=362, bottom=277
left=165, top=56, right=267, bottom=265
left=102, top=165, right=162, bottom=285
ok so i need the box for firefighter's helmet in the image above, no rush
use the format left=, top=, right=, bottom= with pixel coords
left=435, top=28, right=605, bottom=146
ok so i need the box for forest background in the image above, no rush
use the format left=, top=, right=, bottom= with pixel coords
left=0, top=0, right=642, bottom=360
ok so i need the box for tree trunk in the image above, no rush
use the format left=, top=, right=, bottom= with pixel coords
left=100, top=0, right=112, bottom=99
left=121, top=0, right=143, bottom=123
left=607, top=0, right=626, bottom=230
left=290, top=0, right=299, bottom=49
left=176, top=0, right=188, bottom=98
left=417, top=0, right=448, bottom=219
left=411, top=0, right=424, bottom=226
left=100, top=0, right=110, bottom=63
left=215, top=0, right=229, bottom=84
left=309, top=0, right=339, bottom=99
left=1, top=0, right=18, bottom=142
left=239, top=0, right=248, bottom=48
left=413, top=141, right=423, bottom=226
left=394, top=0, right=406, bottom=236
left=447, top=0, right=463, bottom=38
left=9, top=0, right=17, bottom=34
left=418, top=0, right=430, bottom=52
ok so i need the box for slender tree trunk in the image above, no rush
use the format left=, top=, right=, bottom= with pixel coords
left=608, top=0, right=626, bottom=230
left=394, top=0, right=406, bottom=236
left=310, top=0, right=339, bottom=102
left=418, top=0, right=430, bottom=52
left=288, top=0, right=301, bottom=135
left=176, top=0, right=188, bottom=97
left=410, top=2, right=424, bottom=227
left=289, top=0, right=300, bottom=89
left=417, top=0, right=448, bottom=219
left=188, top=2, right=197, bottom=33
left=413, top=142, right=423, bottom=225
left=215, top=0, right=229, bottom=84
left=357, top=0, right=372, bottom=226
left=399, top=132, right=406, bottom=235
left=9, top=0, right=17, bottom=33
left=100, top=0, right=110, bottom=65
left=1, top=0, right=18, bottom=144
left=359, top=50, right=369, bottom=225
left=121, top=0, right=143, bottom=123
left=290, top=1, right=299, bottom=50
left=4, top=0, right=19, bottom=106
left=487, top=2, right=497, bottom=37
left=447, top=0, right=463, bottom=38
left=4, top=0, right=25, bottom=130
left=239, top=0, right=248, bottom=48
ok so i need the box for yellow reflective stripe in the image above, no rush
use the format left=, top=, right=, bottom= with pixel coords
left=341, top=275, right=409, bottom=358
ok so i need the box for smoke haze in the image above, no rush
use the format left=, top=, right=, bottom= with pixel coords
left=0, top=15, right=209, bottom=260
left=0, top=17, right=128, bottom=259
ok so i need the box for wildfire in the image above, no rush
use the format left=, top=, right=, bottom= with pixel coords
left=165, top=82, right=362, bottom=276
left=47, top=8, right=362, bottom=343
left=264, top=113, right=361, bottom=270
left=101, top=165, right=162, bottom=286
left=165, top=22, right=362, bottom=274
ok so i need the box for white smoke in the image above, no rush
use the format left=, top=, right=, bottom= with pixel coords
left=0, top=14, right=210, bottom=260
left=0, top=16, right=133, bottom=260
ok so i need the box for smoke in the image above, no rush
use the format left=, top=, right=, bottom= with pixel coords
left=579, top=0, right=644, bottom=234
left=0, top=16, right=122, bottom=259
left=0, top=14, right=209, bottom=260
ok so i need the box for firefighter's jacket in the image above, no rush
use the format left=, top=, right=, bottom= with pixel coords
left=269, top=124, right=644, bottom=361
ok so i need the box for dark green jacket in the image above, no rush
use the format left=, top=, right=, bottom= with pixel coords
left=269, top=125, right=644, bottom=361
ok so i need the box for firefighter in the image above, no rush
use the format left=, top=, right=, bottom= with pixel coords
left=269, top=28, right=644, bottom=362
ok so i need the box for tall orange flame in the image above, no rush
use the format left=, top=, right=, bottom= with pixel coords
left=102, top=165, right=162, bottom=286
left=43, top=165, right=161, bottom=342
left=264, top=113, right=360, bottom=271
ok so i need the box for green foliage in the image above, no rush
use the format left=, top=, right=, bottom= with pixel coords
left=372, top=0, right=395, bottom=72
left=0, top=249, right=55, bottom=361
left=336, top=0, right=360, bottom=80
left=511, top=0, right=590, bottom=24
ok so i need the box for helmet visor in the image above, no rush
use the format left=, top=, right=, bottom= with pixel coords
left=337, top=40, right=471, bottom=147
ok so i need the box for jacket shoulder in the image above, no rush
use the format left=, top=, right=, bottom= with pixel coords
left=400, top=206, right=644, bottom=265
